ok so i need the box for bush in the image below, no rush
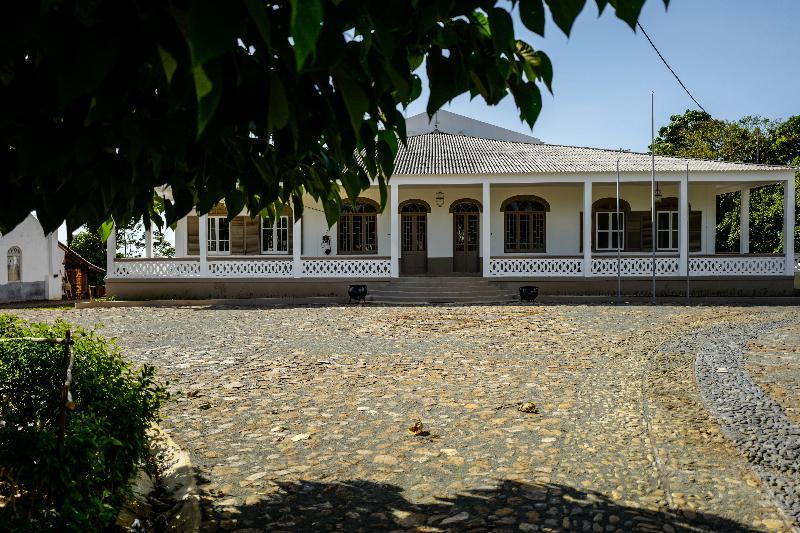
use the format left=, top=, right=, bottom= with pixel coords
left=0, top=315, right=168, bottom=531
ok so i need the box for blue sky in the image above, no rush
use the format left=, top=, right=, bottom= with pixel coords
left=404, top=0, right=800, bottom=152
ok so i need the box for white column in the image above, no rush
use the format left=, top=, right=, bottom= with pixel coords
left=199, top=213, right=209, bottom=276
left=583, top=180, right=593, bottom=277
left=390, top=182, right=399, bottom=277
left=482, top=181, right=491, bottom=277
left=175, top=217, right=187, bottom=257
left=740, top=188, right=750, bottom=254
left=785, top=178, right=795, bottom=276
left=106, top=224, right=116, bottom=279
left=293, top=216, right=302, bottom=278
left=679, top=176, right=689, bottom=276
left=145, top=222, right=153, bottom=258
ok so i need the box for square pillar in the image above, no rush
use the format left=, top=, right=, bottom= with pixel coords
left=740, top=188, right=750, bottom=254
left=199, top=213, right=209, bottom=276
left=583, top=180, right=593, bottom=277
left=482, top=181, right=491, bottom=277
left=175, top=217, right=187, bottom=257
left=390, top=182, right=399, bottom=277
left=679, top=176, right=689, bottom=276
left=106, top=224, right=116, bottom=279
left=293, top=216, right=302, bottom=278
left=145, top=222, right=153, bottom=258
left=785, top=178, right=795, bottom=276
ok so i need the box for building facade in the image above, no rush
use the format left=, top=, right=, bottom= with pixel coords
left=0, top=214, right=63, bottom=303
left=105, top=113, right=797, bottom=300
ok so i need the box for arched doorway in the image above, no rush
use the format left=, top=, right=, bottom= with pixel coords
left=450, top=199, right=481, bottom=274
left=400, top=200, right=429, bottom=275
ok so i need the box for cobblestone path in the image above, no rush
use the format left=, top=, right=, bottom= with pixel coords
left=7, top=305, right=799, bottom=532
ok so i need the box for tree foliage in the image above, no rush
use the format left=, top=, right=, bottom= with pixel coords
left=1, top=0, right=666, bottom=237
left=653, top=110, right=800, bottom=253
left=69, top=230, right=107, bottom=285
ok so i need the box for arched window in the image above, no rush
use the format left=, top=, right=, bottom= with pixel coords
left=338, top=199, right=378, bottom=254
left=502, top=196, right=549, bottom=253
left=399, top=201, right=430, bottom=214
left=7, top=246, right=21, bottom=282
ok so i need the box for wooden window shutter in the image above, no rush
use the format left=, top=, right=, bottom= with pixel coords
left=230, top=217, right=246, bottom=254
left=689, top=211, right=702, bottom=252
left=245, top=217, right=260, bottom=255
left=187, top=216, right=199, bottom=255
left=579, top=212, right=582, bottom=253
left=641, top=216, right=653, bottom=252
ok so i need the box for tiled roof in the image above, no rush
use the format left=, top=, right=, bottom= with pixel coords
left=393, top=131, right=792, bottom=175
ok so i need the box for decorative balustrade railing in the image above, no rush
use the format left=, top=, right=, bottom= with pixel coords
left=689, top=256, right=785, bottom=276
left=208, top=259, right=292, bottom=278
left=300, top=258, right=391, bottom=278
left=795, top=259, right=800, bottom=273
left=489, top=258, right=583, bottom=277
left=592, top=257, right=680, bottom=277
left=112, top=259, right=201, bottom=278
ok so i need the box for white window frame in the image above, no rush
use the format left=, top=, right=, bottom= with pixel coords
left=595, top=212, right=624, bottom=251
left=7, top=246, right=21, bottom=282
left=261, top=216, right=290, bottom=254
left=656, top=210, right=679, bottom=251
left=207, top=216, right=230, bottom=255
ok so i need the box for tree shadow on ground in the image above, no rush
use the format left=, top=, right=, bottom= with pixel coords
left=198, top=476, right=762, bottom=532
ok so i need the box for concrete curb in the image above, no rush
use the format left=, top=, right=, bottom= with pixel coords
left=153, top=427, right=201, bottom=533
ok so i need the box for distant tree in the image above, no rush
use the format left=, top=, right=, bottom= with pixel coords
left=153, top=228, right=175, bottom=257
left=70, top=230, right=107, bottom=285
left=1, top=0, right=668, bottom=237
left=653, top=110, right=799, bottom=253
left=115, top=220, right=146, bottom=257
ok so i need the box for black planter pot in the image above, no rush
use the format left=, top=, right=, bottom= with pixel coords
left=519, top=285, right=539, bottom=303
left=348, top=284, right=368, bottom=304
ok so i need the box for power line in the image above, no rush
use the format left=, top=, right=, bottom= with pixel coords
left=637, top=21, right=708, bottom=114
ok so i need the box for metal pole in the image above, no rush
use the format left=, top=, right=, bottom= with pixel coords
left=616, top=157, right=621, bottom=305
left=651, top=92, right=656, bottom=304
left=686, top=162, right=691, bottom=304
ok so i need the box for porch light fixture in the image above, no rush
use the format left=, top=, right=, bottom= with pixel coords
left=435, top=191, right=445, bottom=207
left=654, top=182, right=662, bottom=201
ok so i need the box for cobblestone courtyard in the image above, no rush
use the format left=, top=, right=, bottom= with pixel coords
left=8, top=305, right=800, bottom=532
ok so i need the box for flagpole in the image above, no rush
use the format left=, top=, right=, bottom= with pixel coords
left=651, top=92, right=656, bottom=304
left=686, top=162, right=691, bottom=304
left=616, top=156, right=621, bottom=305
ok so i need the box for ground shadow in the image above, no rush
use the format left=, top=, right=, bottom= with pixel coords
left=197, top=476, right=762, bottom=532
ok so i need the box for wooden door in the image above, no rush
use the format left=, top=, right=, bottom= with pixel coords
left=452, top=202, right=480, bottom=273
left=401, top=203, right=428, bottom=275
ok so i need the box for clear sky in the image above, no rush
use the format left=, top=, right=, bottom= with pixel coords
left=404, top=0, right=800, bottom=153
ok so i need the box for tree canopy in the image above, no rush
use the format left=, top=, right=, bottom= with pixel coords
left=653, top=110, right=800, bottom=253
left=1, top=0, right=666, bottom=237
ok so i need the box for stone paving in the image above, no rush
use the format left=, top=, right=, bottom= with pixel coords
left=746, top=326, right=800, bottom=426
left=6, top=304, right=800, bottom=532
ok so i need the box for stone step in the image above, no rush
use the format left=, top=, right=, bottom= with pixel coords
left=366, top=295, right=517, bottom=304
left=368, top=289, right=514, bottom=297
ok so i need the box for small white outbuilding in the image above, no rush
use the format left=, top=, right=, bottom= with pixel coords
left=0, top=213, right=63, bottom=303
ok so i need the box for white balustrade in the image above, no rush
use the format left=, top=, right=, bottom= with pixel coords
left=301, top=259, right=391, bottom=277
left=489, top=258, right=583, bottom=277
left=690, top=256, right=785, bottom=276
left=592, top=257, right=680, bottom=277
left=208, top=260, right=293, bottom=278
left=795, top=258, right=800, bottom=273
left=113, top=260, right=201, bottom=278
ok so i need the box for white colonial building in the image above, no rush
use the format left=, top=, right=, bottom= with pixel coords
left=0, top=214, right=63, bottom=303
left=106, top=112, right=797, bottom=301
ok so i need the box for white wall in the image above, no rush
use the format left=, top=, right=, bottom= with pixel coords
left=0, top=214, right=64, bottom=299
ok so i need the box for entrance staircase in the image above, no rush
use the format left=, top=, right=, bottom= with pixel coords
left=366, top=276, right=518, bottom=305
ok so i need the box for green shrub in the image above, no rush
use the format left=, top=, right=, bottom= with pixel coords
left=0, top=314, right=168, bottom=531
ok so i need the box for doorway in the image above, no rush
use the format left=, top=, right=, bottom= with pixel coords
left=400, top=201, right=429, bottom=275
left=452, top=200, right=480, bottom=273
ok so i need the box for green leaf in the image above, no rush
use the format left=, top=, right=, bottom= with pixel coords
left=609, top=0, right=647, bottom=30
left=268, top=73, right=289, bottom=131
left=488, top=8, right=514, bottom=49
left=518, top=0, right=545, bottom=36
left=335, top=73, right=369, bottom=137
left=544, top=0, right=586, bottom=36
left=534, top=50, right=553, bottom=92
left=157, top=46, right=178, bottom=85
left=243, top=0, right=272, bottom=47
left=290, top=0, right=323, bottom=69
left=187, top=0, right=240, bottom=65
left=99, top=217, right=114, bottom=242
left=192, top=63, right=222, bottom=137
left=471, top=10, right=491, bottom=37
